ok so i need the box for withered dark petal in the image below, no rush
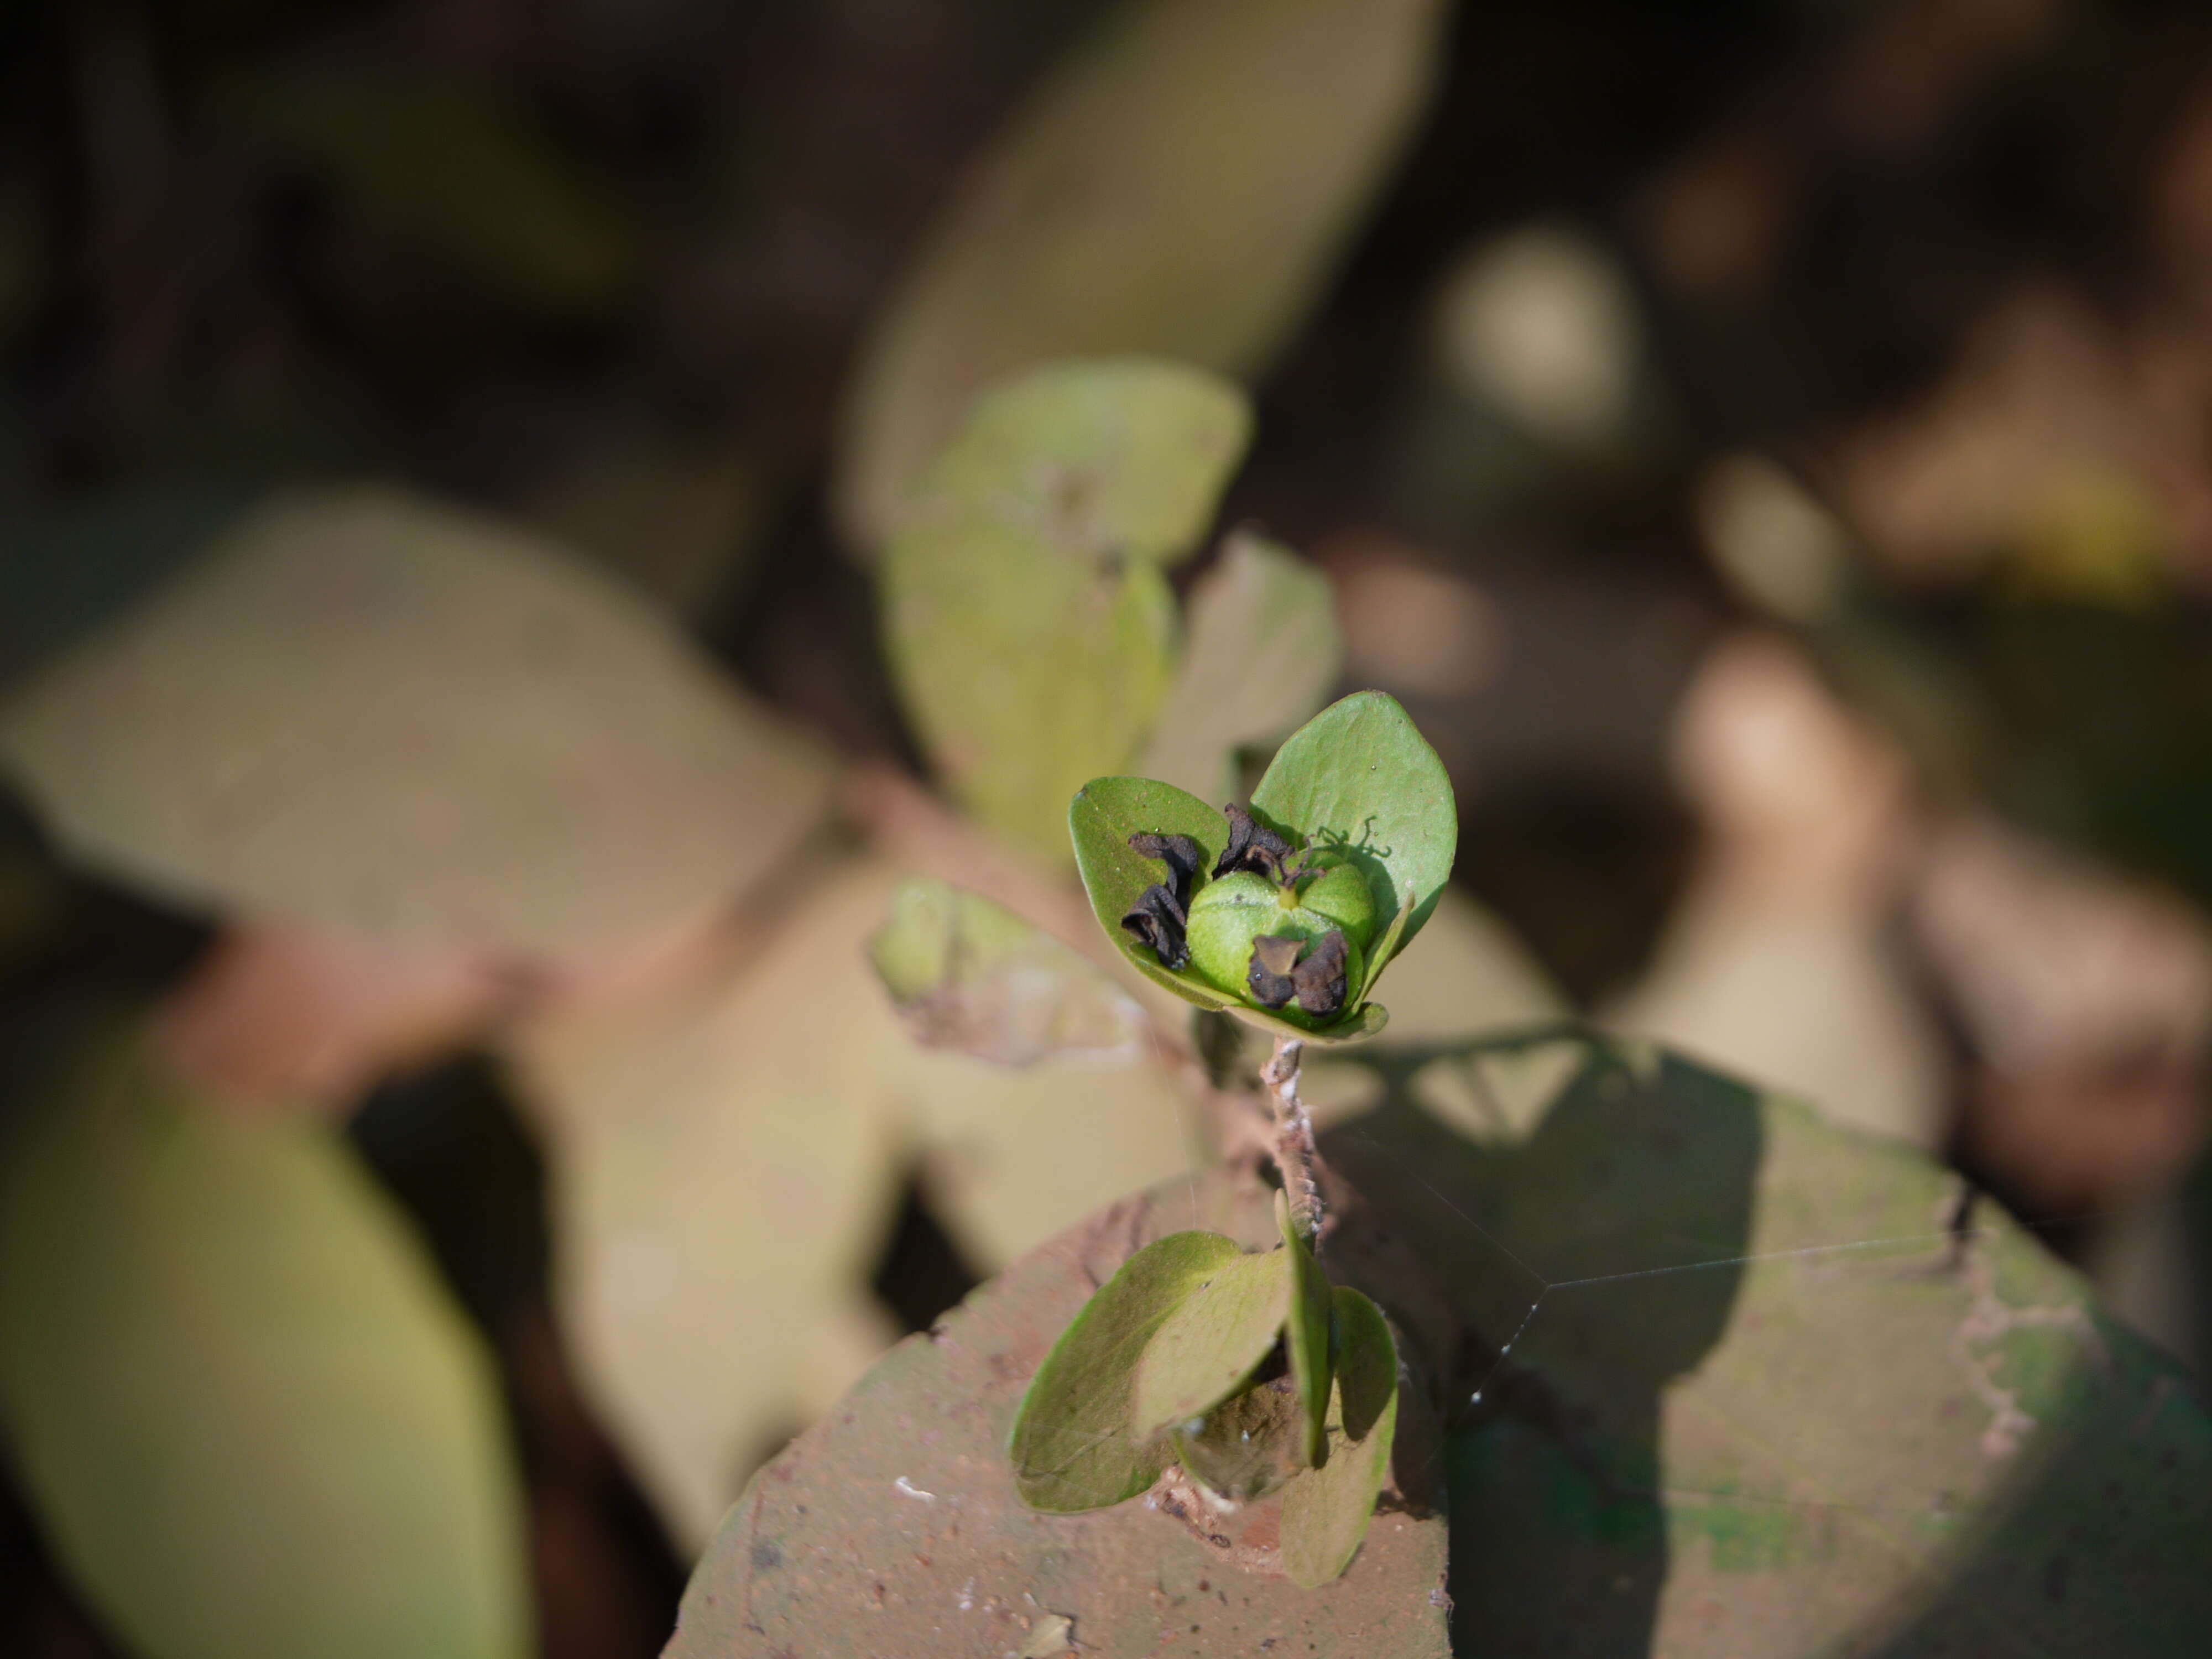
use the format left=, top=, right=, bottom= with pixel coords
left=1290, top=929, right=1349, bottom=1017
left=1246, top=933, right=1302, bottom=1008
left=1128, top=831, right=1204, bottom=904
left=1214, top=803, right=1294, bottom=880
left=1120, top=883, right=1190, bottom=969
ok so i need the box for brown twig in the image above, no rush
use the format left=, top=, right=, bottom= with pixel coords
left=1262, top=1034, right=1324, bottom=1246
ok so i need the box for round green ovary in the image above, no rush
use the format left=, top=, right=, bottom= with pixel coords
left=1295, top=861, right=1374, bottom=941
left=1186, top=872, right=1368, bottom=1010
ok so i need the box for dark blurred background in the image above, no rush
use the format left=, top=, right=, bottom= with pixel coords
left=5, top=0, right=2212, bottom=1653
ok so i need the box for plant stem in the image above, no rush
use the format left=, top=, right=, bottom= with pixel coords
left=1262, top=1034, right=1323, bottom=1247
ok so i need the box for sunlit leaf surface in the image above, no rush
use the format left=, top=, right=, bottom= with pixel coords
left=0, top=486, right=836, bottom=959
left=1279, top=1286, right=1400, bottom=1589
left=1013, top=1230, right=1241, bottom=1511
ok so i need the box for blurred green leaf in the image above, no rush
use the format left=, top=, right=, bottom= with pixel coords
left=1129, top=1244, right=1290, bottom=1438
left=870, top=876, right=1149, bottom=1066
left=1011, top=1230, right=1241, bottom=1511
left=0, top=1035, right=530, bottom=1659
left=913, top=358, right=1252, bottom=568
left=1251, top=688, right=1457, bottom=972
left=834, top=0, right=1449, bottom=549
left=210, top=66, right=639, bottom=315
left=0, top=486, right=837, bottom=960
left=672, top=1171, right=1451, bottom=1656
left=1138, top=530, right=1343, bottom=804
left=1278, top=1187, right=1334, bottom=1467
left=883, top=361, right=1248, bottom=862
left=1279, top=1285, right=1399, bottom=1588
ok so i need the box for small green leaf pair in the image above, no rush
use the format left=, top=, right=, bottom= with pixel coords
left=1071, top=688, right=1455, bottom=1041
left=1007, top=1192, right=1399, bottom=1588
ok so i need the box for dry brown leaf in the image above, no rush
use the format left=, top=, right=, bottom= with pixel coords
left=1609, top=633, right=1949, bottom=1145
left=503, top=855, right=1205, bottom=1545
left=153, top=925, right=510, bottom=1112
left=1832, top=286, right=2212, bottom=595
left=0, top=486, right=837, bottom=960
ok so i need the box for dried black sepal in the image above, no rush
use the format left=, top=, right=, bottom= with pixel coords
left=1245, top=929, right=1350, bottom=1018
left=1121, top=884, right=1190, bottom=969
left=1246, top=933, right=1303, bottom=1008
left=1128, top=831, right=1203, bottom=906
left=1214, top=803, right=1294, bottom=881
left=1290, top=929, right=1349, bottom=1017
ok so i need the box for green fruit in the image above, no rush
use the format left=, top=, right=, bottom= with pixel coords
left=1295, top=860, right=1375, bottom=942
left=1186, top=872, right=1367, bottom=1014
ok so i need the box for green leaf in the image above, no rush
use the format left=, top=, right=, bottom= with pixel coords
left=1129, top=1246, right=1292, bottom=1437
left=1069, top=774, right=1389, bottom=1042
left=911, top=359, right=1252, bottom=568
left=208, top=67, right=638, bottom=315
left=881, top=362, right=1248, bottom=863
left=671, top=1170, right=1451, bottom=1657
left=833, top=0, right=1449, bottom=549
left=1251, top=688, right=1457, bottom=974
left=869, top=877, right=1149, bottom=1066
left=0, top=486, right=837, bottom=960
left=1280, top=1286, right=1400, bottom=1588
left=1009, top=1230, right=1241, bottom=1512
left=1137, top=530, right=1344, bottom=804
left=0, top=1035, right=530, bottom=1659
left=1278, top=1187, right=1334, bottom=1467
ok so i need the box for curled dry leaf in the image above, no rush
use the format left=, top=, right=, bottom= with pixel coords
left=0, top=486, right=837, bottom=962
left=869, top=877, right=1150, bottom=1067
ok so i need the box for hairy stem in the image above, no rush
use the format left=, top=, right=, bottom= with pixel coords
left=1262, top=1034, right=1323, bottom=1246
